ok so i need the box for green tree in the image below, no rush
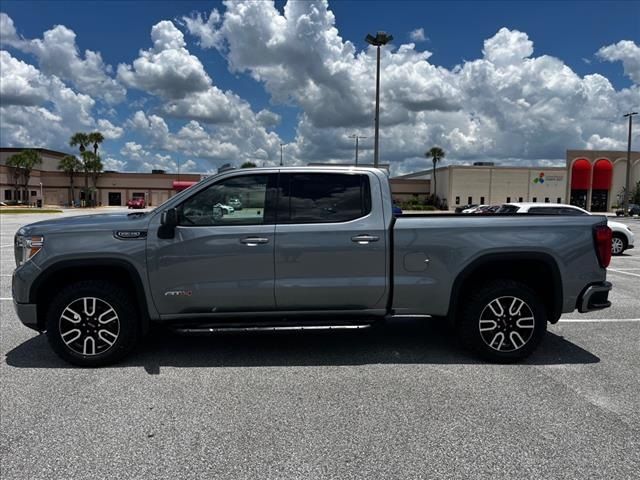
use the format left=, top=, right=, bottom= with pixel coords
left=425, top=147, right=445, bottom=205
left=19, top=149, right=42, bottom=203
left=80, top=151, right=102, bottom=206
left=7, top=150, right=41, bottom=204
left=5, top=152, right=24, bottom=203
left=241, top=161, right=257, bottom=168
left=633, top=180, right=640, bottom=205
left=70, top=132, right=90, bottom=204
left=88, top=131, right=105, bottom=156
left=58, top=155, right=83, bottom=206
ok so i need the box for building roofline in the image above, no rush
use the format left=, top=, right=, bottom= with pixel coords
left=0, top=147, right=71, bottom=158
left=394, top=164, right=566, bottom=179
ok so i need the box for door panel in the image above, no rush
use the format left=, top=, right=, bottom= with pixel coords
left=147, top=173, right=277, bottom=316
left=149, top=224, right=275, bottom=315
left=274, top=172, right=387, bottom=310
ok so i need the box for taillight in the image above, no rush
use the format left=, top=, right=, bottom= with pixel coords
left=594, top=225, right=612, bottom=268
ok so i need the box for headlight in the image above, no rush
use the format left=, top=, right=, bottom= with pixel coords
left=14, top=235, right=44, bottom=267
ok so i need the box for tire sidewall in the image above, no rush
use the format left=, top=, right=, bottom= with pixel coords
left=459, top=281, right=547, bottom=362
left=46, top=281, right=138, bottom=367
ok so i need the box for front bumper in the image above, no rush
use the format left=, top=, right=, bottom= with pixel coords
left=577, top=281, right=612, bottom=313
left=13, top=300, right=40, bottom=331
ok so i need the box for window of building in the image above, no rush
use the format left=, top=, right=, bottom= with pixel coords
left=179, top=174, right=272, bottom=226
left=468, top=196, right=472, bottom=205
left=557, top=197, right=562, bottom=203
left=544, top=197, right=549, bottom=203
left=455, top=196, right=460, bottom=205
left=480, top=196, right=485, bottom=204
left=532, top=197, right=537, bottom=202
left=132, top=192, right=145, bottom=199
left=278, top=173, right=371, bottom=224
left=4, top=190, right=11, bottom=201
left=31, top=190, right=37, bottom=197
left=506, top=197, right=511, bottom=203
left=518, top=197, right=523, bottom=202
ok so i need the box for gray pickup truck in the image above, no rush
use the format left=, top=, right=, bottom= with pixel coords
left=13, top=167, right=613, bottom=366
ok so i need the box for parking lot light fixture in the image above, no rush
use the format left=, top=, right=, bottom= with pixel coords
left=623, top=112, right=638, bottom=216
left=365, top=31, right=393, bottom=168
left=348, top=134, right=367, bottom=166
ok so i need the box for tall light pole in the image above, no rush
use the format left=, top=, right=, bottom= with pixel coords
left=623, top=112, right=638, bottom=215
left=365, top=31, right=393, bottom=168
left=349, top=134, right=367, bottom=166
left=279, top=143, right=287, bottom=166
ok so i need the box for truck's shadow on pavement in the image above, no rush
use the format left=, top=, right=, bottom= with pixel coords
left=5, top=318, right=600, bottom=371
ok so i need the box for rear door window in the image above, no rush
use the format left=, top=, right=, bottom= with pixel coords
left=277, top=173, right=371, bottom=223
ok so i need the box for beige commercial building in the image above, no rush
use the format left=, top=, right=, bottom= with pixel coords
left=396, top=149, right=640, bottom=211
left=397, top=164, right=568, bottom=209
left=566, top=149, right=640, bottom=212
left=1, top=148, right=201, bottom=207
left=2, top=147, right=638, bottom=212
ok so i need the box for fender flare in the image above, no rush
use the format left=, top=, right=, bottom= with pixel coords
left=447, top=251, right=563, bottom=324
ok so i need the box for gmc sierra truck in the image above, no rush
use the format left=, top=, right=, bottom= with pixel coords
left=12, top=167, right=613, bottom=366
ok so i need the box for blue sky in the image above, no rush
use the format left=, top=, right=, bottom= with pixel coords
left=1, top=1, right=638, bottom=174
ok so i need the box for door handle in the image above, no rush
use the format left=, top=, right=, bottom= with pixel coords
left=240, top=237, right=270, bottom=246
left=351, top=234, right=379, bottom=245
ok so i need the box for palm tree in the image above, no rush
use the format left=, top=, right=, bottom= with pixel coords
left=69, top=132, right=89, bottom=153
left=88, top=131, right=105, bottom=156
left=19, top=150, right=42, bottom=203
left=6, top=152, right=24, bottom=203
left=80, top=151, right=101, bottom=206
left=6, top=150, right=41, bottom=204
left=70, top=132, right=90, bottom=205
left=426, top=147, right=445, bottom=205
left=87, top=153, right=103, bottom=192
left=58, top=155, right=83, bottom=206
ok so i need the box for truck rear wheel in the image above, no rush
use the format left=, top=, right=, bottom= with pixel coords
left=457, top=279, right=547, bottom=362
left=45, top=280, right=139, bottom=367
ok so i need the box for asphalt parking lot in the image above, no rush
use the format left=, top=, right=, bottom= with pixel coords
left=1, top=209, right=639, bottom=479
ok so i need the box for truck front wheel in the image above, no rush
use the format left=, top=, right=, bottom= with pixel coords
left=45, top=280, right=139, bottom=367
left=458, top=279, right=547, bottom=362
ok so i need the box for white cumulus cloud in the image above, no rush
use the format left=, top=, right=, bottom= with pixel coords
left=597, top=40, right=640, bottom=84
left=1, top=13, right=125, bottom=104
left=410, top=28, right=426, bottom=42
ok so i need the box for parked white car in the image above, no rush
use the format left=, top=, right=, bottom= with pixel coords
left=462, top=204, right=487, bottom=214
left=214, top=203, right=235, bottom=214
left=497, top=203, right=634, bottom=255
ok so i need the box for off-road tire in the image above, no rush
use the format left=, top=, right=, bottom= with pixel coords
left=45, top=280, right=139, bottom=367
left=457, top=279, right=547, bottom=363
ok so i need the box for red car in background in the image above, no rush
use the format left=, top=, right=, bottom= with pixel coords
left=127, top=197, right=146, bottom=209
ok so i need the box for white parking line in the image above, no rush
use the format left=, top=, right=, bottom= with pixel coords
left=559, top=318, right=640, bottom=323
left=608, top=268, right=640, bottom=278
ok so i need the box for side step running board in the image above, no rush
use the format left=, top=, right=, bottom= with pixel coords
left=174, top=324, right=372, bottom=335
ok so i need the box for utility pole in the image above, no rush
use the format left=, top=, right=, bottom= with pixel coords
left=349, top=134, right=367, bottom=166
left=623, top=112, right=638, bottom=215
left=279, top=143, right=286, bottom=166
left=365, top=31, right=393, bottom=168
